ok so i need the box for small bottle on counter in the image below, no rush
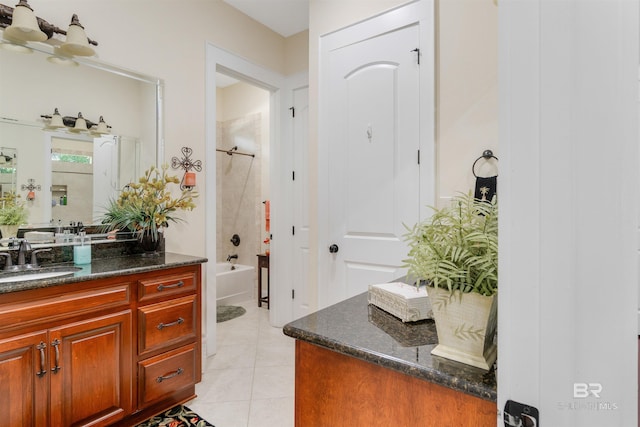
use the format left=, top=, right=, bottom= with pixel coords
left=73, top=232, right=91, bottom=265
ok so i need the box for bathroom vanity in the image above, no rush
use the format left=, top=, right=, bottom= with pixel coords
left=283, top=292, right=497, bottom=426
left=0, top=252, right=206, bottom=427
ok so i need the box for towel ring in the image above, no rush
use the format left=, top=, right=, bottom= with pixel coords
left=472, top=150, right=499, bottom=178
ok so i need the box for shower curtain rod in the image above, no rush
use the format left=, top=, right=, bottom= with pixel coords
left=216, top=147, right=255, bottom=158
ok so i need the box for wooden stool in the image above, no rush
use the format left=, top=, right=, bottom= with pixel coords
left=257, top=254, right=269, bottom=308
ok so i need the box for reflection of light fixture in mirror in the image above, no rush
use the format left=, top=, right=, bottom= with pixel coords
left=0, top=40, right=32, bottom=53
left=70, top=112, right=87, bottom=132
left=47, top=108, right=65, bottom=129
left=91, top=116, right=109, bottom=134
left=59, top=14, right=94, bottom=57
left=41, top=110, right=109, bottom=133
left=46, top=49, right=78, bottom=67
left=3, top=0, right=47, bottom=42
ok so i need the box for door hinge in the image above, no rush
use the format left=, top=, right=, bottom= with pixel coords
left=292, top=226, right=295, bottom=235
left=411, top=48, right=420, bottom=65
left=417, top=149, right=420, bottom=165
left=292, top=170, right=295, bottom=181
left=289, top=106, right=295, bottom=117
left=292, top=289, right=295, bottom=299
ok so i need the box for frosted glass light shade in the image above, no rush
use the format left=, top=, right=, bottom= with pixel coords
left=48, top=108, right=64, bottom=128
left=93, top=116, right=109, bottom=134
left=4, top=1, right=47, bottom=42
left=71, top=112, right=87, bottom=132
left=60, top=15, right=94, bottom=57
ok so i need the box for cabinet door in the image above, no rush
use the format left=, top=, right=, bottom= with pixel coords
left=0, top=331, right=49, bottom=427
left=49, top=310, right=133, bottom=427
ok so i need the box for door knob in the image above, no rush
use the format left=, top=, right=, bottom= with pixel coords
left=329, top=244, right=339, bottom=254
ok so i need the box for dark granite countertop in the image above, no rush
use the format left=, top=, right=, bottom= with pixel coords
left=0, top=252, right=207, bottom=294
left=283, top=292, right=497, bottom=402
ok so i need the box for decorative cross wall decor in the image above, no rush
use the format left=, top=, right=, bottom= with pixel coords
left=171, top=147, right=202, bottom=190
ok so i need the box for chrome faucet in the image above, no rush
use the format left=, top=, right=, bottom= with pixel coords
left=5, top=240, right=52, bottom=270
left=17, top=239, right=31, bottom=267
left=227, top=254, right=238, bottom=262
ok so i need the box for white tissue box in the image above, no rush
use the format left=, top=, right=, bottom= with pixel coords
left=368, top=282, right=432, bottom=323
left=24, top=231, right=54, bottom=243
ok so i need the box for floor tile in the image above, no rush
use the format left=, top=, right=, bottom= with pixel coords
left=188, top=299, right=295, bottom=426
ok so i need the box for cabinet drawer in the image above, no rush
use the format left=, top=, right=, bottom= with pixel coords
left=138, top=343, right=196, bottom=407
left=138, top=272, right=196, bottom=303
left=0, top=283, right=131, bottom=332
left=138, top=295, right=196, bottom=354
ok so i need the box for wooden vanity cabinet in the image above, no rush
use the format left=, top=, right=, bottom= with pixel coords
left=0, top=263, right=202, bottom=427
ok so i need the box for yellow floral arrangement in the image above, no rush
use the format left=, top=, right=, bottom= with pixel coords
left=102, top=164, right=197, bottom=241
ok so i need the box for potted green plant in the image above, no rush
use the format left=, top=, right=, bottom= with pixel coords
left=0, top=192, right=28, bottom=240
left=101, top=164, right=197, bottom=254
left=404, top=191, right=498, bottom=370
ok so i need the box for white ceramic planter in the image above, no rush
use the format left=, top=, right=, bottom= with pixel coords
left=0, top=224, right=19, bottom=239
left=428, top=286, right=497, bottom=370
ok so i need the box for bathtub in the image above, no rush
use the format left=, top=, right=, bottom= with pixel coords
left=216, top=262, right=255, bottom=305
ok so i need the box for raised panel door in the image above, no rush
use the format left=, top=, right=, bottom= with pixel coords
left=49, top=310, right=133, bottom=427
left=0, top=331, right=48, bottom=427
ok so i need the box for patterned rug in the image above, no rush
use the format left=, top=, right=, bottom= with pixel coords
left=135, top=405, right=215, bottom=427
left=217, top=305, right=246, bottom=323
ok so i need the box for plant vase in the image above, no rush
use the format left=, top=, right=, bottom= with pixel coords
left=0, top=224, right=19, bottom=239
left=428, top=286, right=497, bottom=370
left=139, top=231, right=163, bottom=256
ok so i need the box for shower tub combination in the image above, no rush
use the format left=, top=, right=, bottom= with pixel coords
left=216, top=262, right=255, bottom=305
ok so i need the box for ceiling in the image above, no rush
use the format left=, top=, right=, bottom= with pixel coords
left=217, top=1, right=309, bottom=88
left=223, top=0, right=309, bottom=38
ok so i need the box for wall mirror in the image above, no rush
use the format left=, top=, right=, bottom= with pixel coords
left=0, top=40, right=163, bottom=228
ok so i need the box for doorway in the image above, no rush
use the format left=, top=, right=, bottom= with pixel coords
left=205, top=43, right=307, bottom=357
left=215, top=73, right=271, bottom=306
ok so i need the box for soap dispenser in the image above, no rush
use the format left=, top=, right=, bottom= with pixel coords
left=73, top=232, right=91, bottom=265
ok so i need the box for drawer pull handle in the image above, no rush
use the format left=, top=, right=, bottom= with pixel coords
left=51, top=339, right=61, bottom=374
left=36, top=341, right=47, bottom=378
left=156, top=367, right=183, bottom=383
left=157, top=281, right=184, bottom=291
left=157, top=317, right=184, bottom=330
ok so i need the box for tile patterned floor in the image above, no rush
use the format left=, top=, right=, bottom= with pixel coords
left=187, top=300, right=295, bottom=427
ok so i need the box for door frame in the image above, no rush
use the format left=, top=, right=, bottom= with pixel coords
left=205, top=44, right=305, bottom=356
left=317, top=0, right=435, bottom=309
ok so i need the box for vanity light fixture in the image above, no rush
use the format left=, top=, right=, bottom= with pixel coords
left=0, top=2, right=98, bottom=55
left=3, top=0, right=46, bottom=42
left=41, top=109, right=110, bottom=134
left=171, top=147, right=202, bottom=191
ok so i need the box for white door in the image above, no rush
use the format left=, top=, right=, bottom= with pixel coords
left=323, top=24, right=422, bottom=306
left=292, top=86, right=310, bottom=320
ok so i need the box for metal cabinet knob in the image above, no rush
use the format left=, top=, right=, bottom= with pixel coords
left=329, top=244, right=339, bottom=254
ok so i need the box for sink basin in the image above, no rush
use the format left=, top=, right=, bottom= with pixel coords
left=0, top=267, right=81, bottom=284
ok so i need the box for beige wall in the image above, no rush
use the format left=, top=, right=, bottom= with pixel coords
left=437, top=0, right=498, bottom=205
left=23, top=0, right=303, bottom=258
